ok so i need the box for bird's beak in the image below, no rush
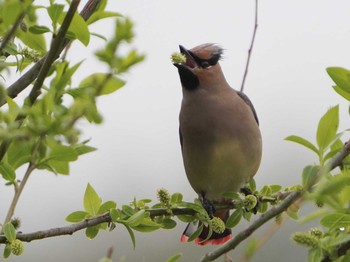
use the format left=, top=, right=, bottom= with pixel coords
left=178, top=45, right=198, bottom=69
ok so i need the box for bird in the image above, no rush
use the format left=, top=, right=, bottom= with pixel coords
left=172, top=43, right=262, bottom=245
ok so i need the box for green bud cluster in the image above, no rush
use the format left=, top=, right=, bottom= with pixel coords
left=210, top=217, right=226, bottom=234
left=157, top=188, right=171, bottom=207
left=171, top=52, right=186, bottom=64
left=243, top=195, right=258, bottom=211
left=10, top=239, right=24, bottom=256
left=292, top=232, right=319, bottom=248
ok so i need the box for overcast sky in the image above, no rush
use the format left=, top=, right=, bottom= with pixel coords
left=2, top=0, right=350, bottom=261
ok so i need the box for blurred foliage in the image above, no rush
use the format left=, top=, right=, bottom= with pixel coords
left=286, top=66, right=350, bottom=262
left=0, top=0, right=350, bottom=262
left=0, top=0, right=144, bottom=259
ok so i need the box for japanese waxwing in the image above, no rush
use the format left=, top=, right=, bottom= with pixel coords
left=173, top=43, right=262, bottom=245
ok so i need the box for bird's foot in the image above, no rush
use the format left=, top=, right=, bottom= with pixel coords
left=199, top=193, right=216, bottom=218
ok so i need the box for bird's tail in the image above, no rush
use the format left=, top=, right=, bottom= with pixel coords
left=180, top=209, right=232, bottom=245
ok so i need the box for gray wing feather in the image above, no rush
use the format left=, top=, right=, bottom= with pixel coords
left=237, top=91, right=259, bottom=126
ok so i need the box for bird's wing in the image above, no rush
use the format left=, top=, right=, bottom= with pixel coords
left=237, top=91, right=259, bottom=126
left=179, top=127, right=183, bottom=151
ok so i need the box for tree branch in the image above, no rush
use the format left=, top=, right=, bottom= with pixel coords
left=200, top=191, right=302, bottom=262
left=240, top=0, right=258, bottom=92
left=2, top=0, right=102, bottom=107
left=200, top=139, right=350, bottom=261
left=28, top=0, right=80, bottom=104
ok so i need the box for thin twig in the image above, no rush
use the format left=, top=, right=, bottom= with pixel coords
left=28, top=0, right=81, bottom=104
left=200, top=139, right=350, bottom=261
left=2, top=138, right=43, bottom=226
left=0, top=11, right=26, bottom=55
left=2, top=0, right=102, bottom=107
left=240, top=0, right=258, bottom=92
left=200, top=191, right=302, bottom=262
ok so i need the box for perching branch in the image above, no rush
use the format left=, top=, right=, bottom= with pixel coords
left=2, top=0, right=102, bottom=107
left=240, top=0, right=258, bottom=92
left=200, top=191, right=302, bottom=262
left=200, top=139, right=350, bottom=262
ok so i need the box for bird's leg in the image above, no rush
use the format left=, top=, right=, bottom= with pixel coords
left=199, top=192, right=216, bottom=218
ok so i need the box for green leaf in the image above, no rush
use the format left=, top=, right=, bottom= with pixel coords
left=176, top=215, right=196, bottom=223
left=302, top=165, right=319, bottom=190
left=260, top=185, right=272, bottom=196
left=3, top=223, right=16, bottom=242
left=171, top=193, right=183, bottom=204
left=98, top=201, right=117, bottom=214
left=87, top=11, right=121, bottom=25
left=285, top=135, right=318, bottom=154
left=3, top=243, right=11, bottom=259
left=79, top=73, right=125, bottom=96
left=0, top=162, right=16, bottom=182
left=222, top=192, right=241, bottom=200
left=59, top=11, right=90, bottom=46
left=47, top=4, right=64, bottom=26
left=258, top=202, right=268, bottom=214
left=327, top=67, right=350, bottom=93
left=226, top=209, right=242, bottom=228
left=74, top=145, right=97, bottom=156
left=29, top=25, right=51, bottom=34
left=16, top=30, right=46, bottom=53
left=165, top=253, right=182, bottom=262
left=85, top=225, right=99, bottom=239
left=65, top=211, right=88, bottom=222
left=333, top=85, right=350, bottom=101
left=123, top=224, right=136, bottom=249
left=270, top=185, right=282, bottom=193
left=132, top=219, right=161, bottom=232
left=84, top=183, right=102, bottom=215
left=48, top=160, right=69, bottom=175
left=320, top=213, right=350, bottom=229
left=109, top=208, right=121, bottom=221
left=125, top=210, right=146, bottom=227
left=187, top=223, right=204, bottom=242
left=48, top=144, right=78, bottom=161
left=316, top=105, right=339, bottom=152
left=308, top=247, right=323, bottom=262
left=161, top=218, right=177, bottom=229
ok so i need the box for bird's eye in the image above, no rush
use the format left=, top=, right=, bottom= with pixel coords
left=201, top=61, right=210, bottom=68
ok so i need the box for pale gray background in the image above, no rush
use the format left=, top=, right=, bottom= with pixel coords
left=1, top=0, right=350, bottom=261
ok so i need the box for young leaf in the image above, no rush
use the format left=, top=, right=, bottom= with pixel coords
left=3, top=243, right=11, bottom=259
left=125, top=210, right=146, bottom=227
left=0, top=162, right=16, bottom=182
left=48, top=144, right=78, bottom=162
left=327, top=67, right=350, bottom=93
left=87, top=11, right=121, bottom=25
left=79, top=73, right=125, bottom=96
left=47, top=4, right=64, bottom=27
left=187, top=223, right=204, bottom=242
left=333, top=85, right=350, bottom=101
left=226, top=209, right=242, bottom=228
left=3, top=223, right=16, bottom=242
left=316, top=105, right=339, bottom=152
left=123, top=224, right=136, bottom=249
left=59, top=11, right=90, bottom=46
left=29, top=25, right=51, bottom=34
left=165, top=253, right=182, bottom=262
left=84, top=183, right=102, bottom=215
left=320, top=213, right=350, bottom=229
left=161, top=218, right=177, bottom=229
left=85, top=225, right=99, bottom=239
left=171, top=193, right=183, bottom=204
left=98, top=201, right=117, bottom=214
left=302, top=165, right=319, bottom=190
left=65, top=211, right=88, bottom=222
left=285, top=135, right=318, bottom=154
